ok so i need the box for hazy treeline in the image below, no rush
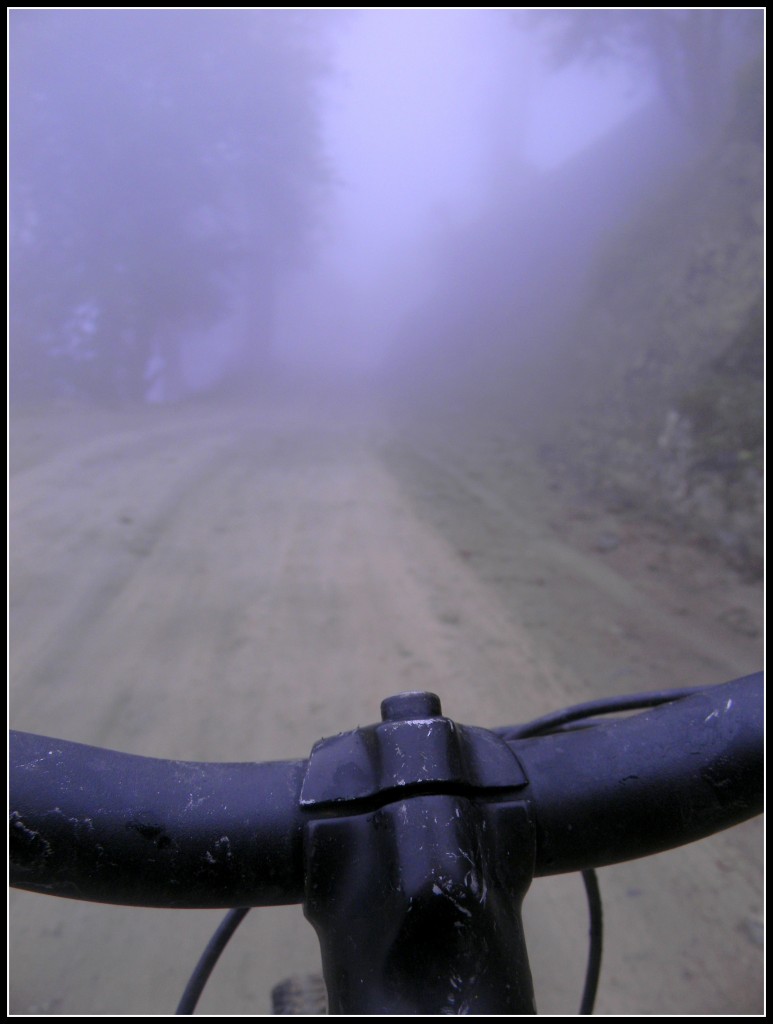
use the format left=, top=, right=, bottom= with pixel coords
left=518, top=10, right=761, bottom=140
left=9, top=9, right=334, bottom=402
left=379, top=10, right=762, bottom=408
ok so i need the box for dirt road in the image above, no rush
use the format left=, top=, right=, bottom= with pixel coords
left=9, top=394, right=763, bottom=1015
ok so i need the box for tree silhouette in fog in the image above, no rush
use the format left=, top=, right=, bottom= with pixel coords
left=9, top=9, right=331, bottom=401
left=519, top=10, right=763, bottom=141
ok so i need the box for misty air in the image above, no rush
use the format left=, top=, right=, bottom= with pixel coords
left=9, top=9, right=763, bottom=1015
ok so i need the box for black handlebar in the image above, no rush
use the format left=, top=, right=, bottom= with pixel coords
left=10, top=737, right=308, bottom=908
left=514, top=674, right=763, bottom=875
left=10, top=674, right=763, bottom=908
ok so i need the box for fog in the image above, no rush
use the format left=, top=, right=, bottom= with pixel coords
left=9, top=13, right=764, bottom=1015
left=272, top=9, right=658, bottom=384
left=11, top=9, right=760, bottom=409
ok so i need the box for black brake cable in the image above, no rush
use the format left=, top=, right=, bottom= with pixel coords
left=580, top=869, right=603, bottom=1015
left=176, top=906, right=250, bottom=1015
left=493, top=685, right=702, bottom=740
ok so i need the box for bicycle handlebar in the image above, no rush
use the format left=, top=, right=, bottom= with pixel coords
left=10, top=740, right=308, bottom=908
left=10, top=674, right=763, bottom=908
left=511, top=674, right=763, bottom=875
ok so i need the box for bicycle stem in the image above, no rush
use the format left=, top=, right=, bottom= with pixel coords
left=300, top=691, right=538, bottom=1014
left=10, top=677, right=762, bottom=1014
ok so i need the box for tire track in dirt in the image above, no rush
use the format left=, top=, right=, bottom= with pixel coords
left=380, top=431, right=762, bottom=687
left=10, top=420, right=249, bottom=737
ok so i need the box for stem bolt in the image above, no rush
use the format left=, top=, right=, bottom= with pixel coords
left=381, top=692, right=442, bottom=722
